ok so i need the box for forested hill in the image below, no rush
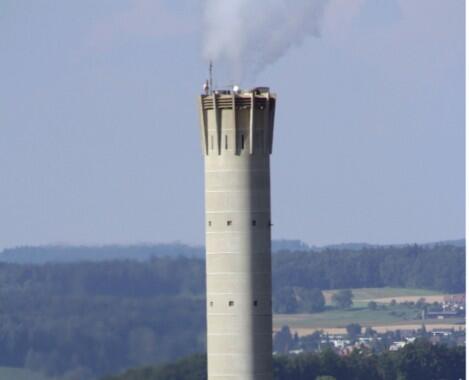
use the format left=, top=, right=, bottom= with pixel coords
left=1, top=240, right=311, bottom=263
left=0, top=243, right=464, bottom=379
left=273, top=244, right=465, bottom=293
left=0, top=238, right=464, bottom=263
left=102, top=341, right=465, bottom=380
left=0, top=243, right=204, bottom=263
left=0, top=244, right=464, bottom=293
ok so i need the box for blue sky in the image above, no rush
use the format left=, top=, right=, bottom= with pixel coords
left=0, top=0, right=464, bottom=248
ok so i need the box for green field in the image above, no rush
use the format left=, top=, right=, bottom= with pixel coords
left=274, top=309, right=465, bottom=334
left=323, top=287, right=446, bottom=307
left=274, top=287, right=464, bottom=334
left=337, top=287, right=443, bottom=300
left=274, top=308, right=464, bottom=330
left=275, top=306, right=410, bottom=329
left=0, top=367, right=54, bottom=380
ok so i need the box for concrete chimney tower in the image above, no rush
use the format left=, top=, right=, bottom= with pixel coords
left=198, top=86, right=276, bottom=380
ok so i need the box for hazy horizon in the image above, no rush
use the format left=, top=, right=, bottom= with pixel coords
left=0, top=237, right=465, bottom=252
left=0, top=0, right=464, bottom=250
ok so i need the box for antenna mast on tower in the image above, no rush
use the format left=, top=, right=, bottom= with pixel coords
left=209, top=61, right=213, bottom=94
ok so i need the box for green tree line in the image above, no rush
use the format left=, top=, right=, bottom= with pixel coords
left=102, top=340, right=465, bottom=380
left=273, top=244, right=464, bottom=293
left=0, top=244, right=463, bottom=378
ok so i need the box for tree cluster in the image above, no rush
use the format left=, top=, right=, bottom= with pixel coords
left=102, top=341, right=465, bottom=380
left=273, top=244, right=464, bottom=293
left=0, top=257, right=206, bottom=379
left=331, top=289, right=354, bottom=309
left=273, top=287, right=325, bottom=313
left=0, top=243, right=463, bottom=378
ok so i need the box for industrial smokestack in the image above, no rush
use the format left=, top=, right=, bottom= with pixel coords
left=199, top=85, right=276, bottom=379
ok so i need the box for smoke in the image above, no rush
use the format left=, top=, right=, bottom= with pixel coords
left=202, top=0, right=329, bottom=82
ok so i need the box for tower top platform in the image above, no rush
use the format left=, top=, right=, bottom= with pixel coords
left=200, top=87, right=276, bottom=112
left=198, top=86, right=276, bottom=155
left=201, top=86, right=276, bottom=97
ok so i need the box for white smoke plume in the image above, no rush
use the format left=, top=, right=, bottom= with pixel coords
left=202, top=0, right=329, bottom=83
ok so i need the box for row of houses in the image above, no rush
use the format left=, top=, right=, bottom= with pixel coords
left=280, top=328, right=465, bottom=356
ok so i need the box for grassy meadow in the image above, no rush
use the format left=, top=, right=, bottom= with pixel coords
left=274, top=287, right=465, bottom=335
left=0, top=367, right=54, bottom=380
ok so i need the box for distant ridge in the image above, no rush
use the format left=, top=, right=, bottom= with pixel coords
left=0, top=243, right=204, bottom=264
left=0, top=239, right=464, bottom=264
left=313, top=238, right=465, bottom=252
left=273, top=238, right=465, bottom=252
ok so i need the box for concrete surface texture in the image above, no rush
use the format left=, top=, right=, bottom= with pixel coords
left=199, top=88, right=276, bottom=380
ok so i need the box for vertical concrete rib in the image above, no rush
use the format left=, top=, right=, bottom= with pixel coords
left=232, top=93, right=238, bottom=153
left=199, top=97, right=208, bottom=155
left=268, top=99, right=276, bottom=154
left=213, top=94, right=222, bottom=155
left=264, top=93, right=270, bottom=153
left=249, top=92, right=254, bottom=155
left=199, top=88, right=276, bottom=380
